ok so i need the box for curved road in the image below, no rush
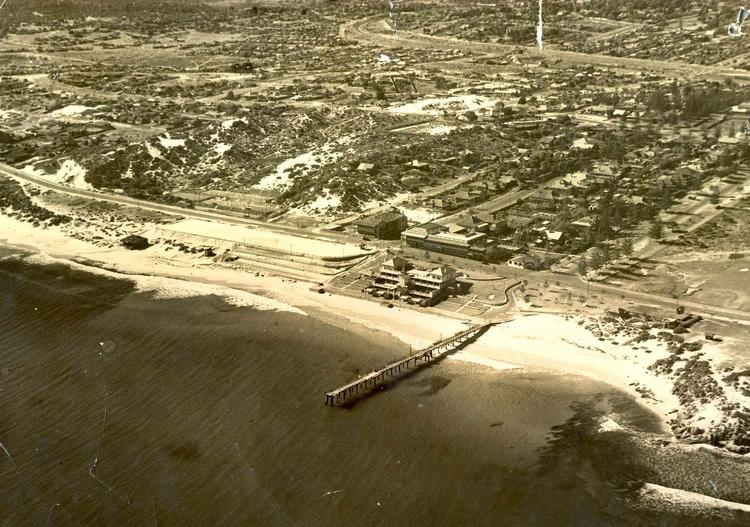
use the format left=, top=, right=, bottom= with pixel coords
left=342, top=16, right=750, bottom=83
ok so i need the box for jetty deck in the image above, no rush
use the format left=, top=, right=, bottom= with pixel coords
left=325, top=322, right=493, bottom=405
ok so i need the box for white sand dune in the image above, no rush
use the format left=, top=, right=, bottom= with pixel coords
left=49, top=104, right=94, bottom=117
left=640, top=483, right=750, bottom=514
left=22, top=160, right=93, bottom=191
left=388, top=95, right=498, bottom=116
left=255, top=143, right=343, bottom=191
left=158, top=135, right=186, bottom=149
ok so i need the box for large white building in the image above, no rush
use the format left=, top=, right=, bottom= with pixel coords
left=371, top=257, right=456, bottom=306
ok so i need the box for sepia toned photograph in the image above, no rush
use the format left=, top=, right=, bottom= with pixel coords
left=1, top=0, right=749, bottom=525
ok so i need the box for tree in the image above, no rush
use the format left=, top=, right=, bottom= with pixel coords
left=670, top=80, right=683, bottom=110
left=374, top=83, right=386, bottom=101
left=513, top=227, right=531, bottom=247
left=727, top=121, right=737, bottom=138
left=577, top=255, right=588, bottom=275
left=649, top=218, right=664, bottom=239
left=648, top=89, right=669, bottom=113
left=620, top=238, right=634, bottom=258
left=709, top=185, right=721, bottom=205
left=590, top=248, right=606, bottom=270
left=609, top=243, right=621, bottom=262
left=598, top=243, right=613, bottom=266
left=660, top=187, right=673, bottom=209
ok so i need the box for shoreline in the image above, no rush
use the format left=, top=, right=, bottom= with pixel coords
left=2, top=214, right=750, bottom=455
left=0, top=214, right=472, bottom=351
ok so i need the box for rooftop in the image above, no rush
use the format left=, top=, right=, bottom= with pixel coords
left=355, top=211, right=405, bottom=227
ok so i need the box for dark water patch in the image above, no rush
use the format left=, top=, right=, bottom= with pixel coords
left=491, top=395, right=658, bottom=526
left=413, top=375, right=451, bottom=396
left=0, top=245, right=29, bottom=259
left=493, top=390, right=750, bottom=527
left=165, top=442, right=202, bottom=462
left=0, top=257, right=135, bottom=323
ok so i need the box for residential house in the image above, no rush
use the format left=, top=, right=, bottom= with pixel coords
left=569, top=217, right=594, bottom=239
left=526, top=188, right=556, bottom=212
left=356, top=162, right=376, bottom=174
left=456, top=214, right=490, bottom=233
left=496, top=175, right=518, bottom=191
left=507, top=254, right=542, bottom=270
left=459, top=149, right=479, bottom=165
left=450, top=190, right=482, bottom=208
left=673, top=167, right=704, bottom=187
left=401, top=222, right=446, bottom=244
left=591, top=163, right=616, bottom=183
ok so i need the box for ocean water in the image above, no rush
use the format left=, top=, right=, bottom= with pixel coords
left=1, top=254, right=749, bottom=526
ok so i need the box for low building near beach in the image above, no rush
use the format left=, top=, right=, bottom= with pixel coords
left=354, top=210, right=408, bottom=240
left=402, top=222, right=499, bottom=262
left=121, top=234, right=151, bottom=250
left=507, top=254, right=541, bottom=270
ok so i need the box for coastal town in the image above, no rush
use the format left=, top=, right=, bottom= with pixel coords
left=1, top=0, right=750, bottom=523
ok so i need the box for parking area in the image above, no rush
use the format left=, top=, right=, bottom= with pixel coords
left=329, top=273, right=371, bottom=292
left=439, top=295, right=490, bottom=316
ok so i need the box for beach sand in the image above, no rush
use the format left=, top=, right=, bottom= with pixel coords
left=0, top=213, right=742, bottom=439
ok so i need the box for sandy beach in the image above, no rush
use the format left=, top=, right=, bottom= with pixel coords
left=0, top=214, right=469, bottom=349
left=2, top=213, right=749, bottom=450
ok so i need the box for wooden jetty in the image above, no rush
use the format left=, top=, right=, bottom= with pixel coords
left=325, top=323, right=493, bottom=405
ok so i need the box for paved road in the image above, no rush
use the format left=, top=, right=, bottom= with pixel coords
left=437, top=175, right=564, bottom=225
left=0, top=162, right=350, bottom=242
left=583, top=277, right=750, bottom=322
left=512, top=265, right=750, bottom=322
left=10, top=159, right=745, bottom=320
left=342, top=16, right=750, bottom=83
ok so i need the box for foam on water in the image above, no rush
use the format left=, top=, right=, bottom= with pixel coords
left=23, top=253, right=306, bottom=315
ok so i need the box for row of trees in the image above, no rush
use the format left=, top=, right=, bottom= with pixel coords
left=647, top=82, right=746, bottom=121
left=575, top=214, right=670, bottom=277
left=585, top=0, right=688, bottom=21
left=577, top=237, right=636, bottom=275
